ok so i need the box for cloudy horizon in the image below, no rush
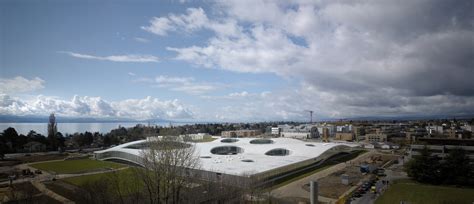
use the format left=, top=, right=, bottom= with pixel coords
left=1, top=0, right=473, bottom=122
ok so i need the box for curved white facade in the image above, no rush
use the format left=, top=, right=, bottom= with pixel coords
left=95, top=137, right=359, bottom=177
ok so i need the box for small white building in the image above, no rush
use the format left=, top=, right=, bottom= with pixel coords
left=363, top=143, right=375, bottom=149
left=281, top=132, right=311, bottom=139
left=381, top=144, right=391, bottom=149
left=271, top=127, right=281, bottom=136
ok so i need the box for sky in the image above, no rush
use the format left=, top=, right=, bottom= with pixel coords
left=1, top=0, right=473, bottom=122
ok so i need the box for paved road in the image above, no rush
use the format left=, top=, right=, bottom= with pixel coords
left=272, top=150, right=377, bottom=203
left=349, top=163, right=408, bottom=204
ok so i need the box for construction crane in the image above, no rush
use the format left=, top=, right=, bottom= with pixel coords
left=305, top=110, right=314, bottom=124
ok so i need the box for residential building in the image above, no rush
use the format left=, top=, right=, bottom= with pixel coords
left=365, top=133, right=387, bottom=142
left=334, top=132, right=354, bottom=141
left=279, top=124, right=320, bottom=139
left=271, top=127, right=281, bottom=136
left=352, top=126, right=366, bottom=141
left=23, top=141, right=46, bottom=152
left=221, top=130, right=262, bottom=138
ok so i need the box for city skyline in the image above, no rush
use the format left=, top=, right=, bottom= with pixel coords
left=1, top=0, right=473, bottom=122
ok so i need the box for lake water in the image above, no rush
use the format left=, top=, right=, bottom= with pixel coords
left=0, top=122, right=177, bottom=135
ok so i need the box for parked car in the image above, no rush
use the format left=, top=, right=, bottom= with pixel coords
left=352, top=192, right=362, bottom=198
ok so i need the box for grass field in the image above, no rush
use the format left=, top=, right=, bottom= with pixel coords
left=63, top=168, right=136, bottom=186
left=63, top=168, right=143, bottom=197
left=31, top=159, right=124, bottom=174
left=375, top=179, right=474, bottom=204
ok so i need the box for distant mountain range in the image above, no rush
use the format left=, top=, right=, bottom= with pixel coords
left=0, top=115, right=173, bottom=123
left=0, top=114, right=472, bottom=123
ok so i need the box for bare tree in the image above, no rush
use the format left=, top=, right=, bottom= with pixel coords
left=134, top=136, right=200, bottom=204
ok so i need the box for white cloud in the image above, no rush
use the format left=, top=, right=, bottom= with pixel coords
left=0, top=94, right=193, bottom=120
left=142, top=7, right=241, bottom=37
left=128, top=72, right=136, bottom=76
left=60, top=51, right=159, bottom=63
left=134, top=37, right=150, bottom=43
left=141, top=8, right=208, bottom=36
left=145, top=1, right=474, bottom=119
left=200, top=91, right=271, bottom=102
left=0, top=76, right=45, bottom=94
left=137, top=75, right=218, bottom=95
left=229, top=91, right=249, bottom=97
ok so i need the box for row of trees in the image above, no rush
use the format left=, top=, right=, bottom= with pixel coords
left=1, top=121, right=297, bottom=156
left=0, top=128, right=65, bottom=154
left=405, top=147, right=474, bottom=186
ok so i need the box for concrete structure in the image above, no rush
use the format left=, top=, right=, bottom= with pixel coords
left=271, top=127, right=281, bottom=136
left=409, top=144, right=474, bottom=160
left=281, top=132, right=312, bottom=139
left=334, top=132, right=354, bottom=141
left=322, top=128, right=330, bottom=142
left=341, top=174, right=350, bottom=185
left=317, top=124, right=336, bottom=137
left=461, top=125, right=473, bottom=132
left=363, top=143, right=375, bottom=149
left=221, top=130, right=261, bottom=138
left=352, top=126, right=365, bottom=141
left=365, top=133, right=387, bottom=142
left=180, top=133, right=210, bottom=141
left=94, top=137, right=359, bottom=186
left=310, top=181, right=318, bottom=204
left=336, top=125, right=352, bottom=133
left=279, top=124, right=319, bottom=139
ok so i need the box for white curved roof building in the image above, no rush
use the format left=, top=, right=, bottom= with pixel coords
left=95, top=137, right=359, bottom=183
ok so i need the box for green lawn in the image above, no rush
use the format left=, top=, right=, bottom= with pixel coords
left=375, top=179, right=474, bottom=204
left=63, top=168, right=135, bottom=186
left=30, top=159, right=124, bottom=174
left=63, top=168, right=143, bottom=196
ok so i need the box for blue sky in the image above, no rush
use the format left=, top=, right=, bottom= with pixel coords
left=1, top=0, right=473, bottom=121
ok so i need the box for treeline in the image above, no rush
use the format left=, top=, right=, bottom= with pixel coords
left=0, top=127, right=65, bottom=154
left=405, top=147, right=474, bottom=186
left=1, top=121, right=293, bottom=156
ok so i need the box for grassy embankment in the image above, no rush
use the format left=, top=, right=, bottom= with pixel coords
left=30, top=158, right=124, bottom=174
left=375, top=179, right=474, bottom=204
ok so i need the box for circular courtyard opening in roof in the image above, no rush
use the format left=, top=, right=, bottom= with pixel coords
left=241, top=159, right=254, bottom=162
left=306, top=144, right=315, bottom=147
left=249, top=139, right=274, bottom=144
left=265, top=148, right=290, bottom=156
left=221, top=138, right=239, bottom=143
left=210, top=146, right=244, bottom=155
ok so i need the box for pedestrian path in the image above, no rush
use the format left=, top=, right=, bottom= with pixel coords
left=30, top=180, right=75, bottom=204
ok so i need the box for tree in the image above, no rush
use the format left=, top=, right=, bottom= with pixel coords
left=441, top=148, right=473, bottom=186
left=3, top=127, right=18, bottom=141
left=48, top=113, right=59, bottom=150
left=405, top=146, right=442, bottom=184
left=134, top=137, right=200, bottom=204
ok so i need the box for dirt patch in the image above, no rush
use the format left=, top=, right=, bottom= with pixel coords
left=305, top=153, right=399, bottom=199
left=311, top=165, right=368, bottom=199
left=277, top=196, right=310, bottom=204
left=0, top=160, right=22, bottom=167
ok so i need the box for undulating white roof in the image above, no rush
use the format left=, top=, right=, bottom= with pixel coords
left=95, top=137, right=359, bottom=176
